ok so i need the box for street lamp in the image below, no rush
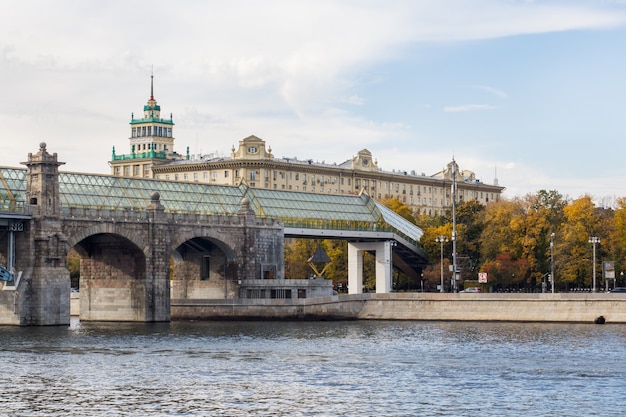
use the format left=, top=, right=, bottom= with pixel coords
left=435, top=235, right=449, bottom=293
left=550, top=232, right=555, bottom=293
left=451, top=160, right=458, bottom=292
left=588, top=237, right=600, bottom=292
left=621, top=271, right=624, bottom=287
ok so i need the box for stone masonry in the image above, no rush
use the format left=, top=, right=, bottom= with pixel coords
left=4, top=144, right=284, bottom=325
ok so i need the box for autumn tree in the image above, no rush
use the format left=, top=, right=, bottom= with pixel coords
left=610, top=197, right=626, bottom=278
left=480, top=199, right=520, bottom=262
left=481, top=252, right=529, bottom=291
left=556, top=195, right=601, bottom=289
left=380, top=197, right=416, bottom=224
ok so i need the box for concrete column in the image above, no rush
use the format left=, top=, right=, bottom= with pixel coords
left=375, top=241, right=392, bottom=293
left=347, top=241, right=392, bottom=294
left=348, top=243, right=363, bottom=294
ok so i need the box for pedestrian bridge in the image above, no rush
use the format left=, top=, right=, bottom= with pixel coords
left=0, top=144, right=426, bottom=325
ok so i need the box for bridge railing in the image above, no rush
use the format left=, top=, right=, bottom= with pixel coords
left=61, top=207, right=149, bottom=221
left=280, top=217, right=419, bottom=247
left=60, top=207, right=282, bottom=227
left=0, top=199, right=28, bottom=215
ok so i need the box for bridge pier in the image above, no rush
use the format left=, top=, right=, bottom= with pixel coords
left=347, top=241, right=393, bottom=294
left=18, top=143, right=71, bottom=325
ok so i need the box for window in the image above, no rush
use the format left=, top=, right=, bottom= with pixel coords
left=249, top=171, right=256, bottom=180
left=147, top=126, right=152, bottom=136
left=193, top=173, right=198, bottom=182
left=247, top=146, right=258, bottom=154
left=174, top=174, right=179, bottom=181
left=263, top=266, right=276, bottom=280
left=167, top=128, right=172, bottom=137
left=132, top=128, right=136, bottom=137
left=200, top=256, right=210, bottom=280
left=183, top=173, right=188, bottom=180
left=224, top=171, right=229, bottom=178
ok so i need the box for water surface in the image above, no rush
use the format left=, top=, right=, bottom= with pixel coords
left=1, top=320, right=625, bottom=416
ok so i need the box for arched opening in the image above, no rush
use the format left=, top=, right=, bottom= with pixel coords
left=70, top=233, right=147, bottom=321
left=171, top=237, right=236, bottom=300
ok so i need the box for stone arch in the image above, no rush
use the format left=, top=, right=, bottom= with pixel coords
left=169, top=229, right=237, bottom=262
left=169, top=229, right=239, bottom=300
left=65, top=222, right=147, bottom=256
left=64, top=222, right=150, bottom=322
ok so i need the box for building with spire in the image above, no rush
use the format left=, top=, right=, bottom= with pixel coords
left=110, top=76, right=505, bottom=215
left=109, top=73, right=187, bottom=178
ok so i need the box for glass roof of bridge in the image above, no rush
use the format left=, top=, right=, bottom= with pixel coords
left=0, top=167, right=422, bottom=242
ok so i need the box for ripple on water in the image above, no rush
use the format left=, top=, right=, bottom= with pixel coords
left=1, top=320, right=626, bottom=416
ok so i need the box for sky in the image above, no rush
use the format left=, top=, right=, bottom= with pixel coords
left=2, top=0, right=626, bottom=202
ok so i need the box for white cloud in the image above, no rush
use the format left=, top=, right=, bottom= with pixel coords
left=1, top=0, right=626, bottom=199
left=472, top=85, right=508, bottom=98
left=443, top=104, right=499, bottom=112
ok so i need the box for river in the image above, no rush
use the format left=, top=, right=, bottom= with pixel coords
left=0, top=319, right=625, bottom=416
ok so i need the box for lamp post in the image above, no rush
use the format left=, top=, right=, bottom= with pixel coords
left=435, top=235, right=449, bottom=293
left=589, top=237, right=600, bottom=292
left=451, top=160, right=458, bottom=292
left=621, top=271, right=624, bottom=287
left=550, top=232, right=555, bottom=293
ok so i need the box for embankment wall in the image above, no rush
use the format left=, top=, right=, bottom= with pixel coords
left=171, top=293, right=626, bottom=323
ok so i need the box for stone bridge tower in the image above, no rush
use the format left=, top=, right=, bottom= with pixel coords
left=19, top=142, right=70, bottom=325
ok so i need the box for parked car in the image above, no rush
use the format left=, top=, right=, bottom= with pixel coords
left=460, top=287, right=481, bottom=293
left=610, top=287, right=626, bottom=293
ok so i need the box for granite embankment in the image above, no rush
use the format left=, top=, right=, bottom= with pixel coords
left=170, top=292, right=626, bottom=323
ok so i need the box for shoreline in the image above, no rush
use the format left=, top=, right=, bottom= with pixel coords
left=168, top=292, right=626, bottom=324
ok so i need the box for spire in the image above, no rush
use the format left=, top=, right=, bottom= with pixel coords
left=150, top=65, right=154, bottom=101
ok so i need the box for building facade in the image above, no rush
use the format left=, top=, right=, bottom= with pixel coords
left=110, top=79, right=505, bottom=215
